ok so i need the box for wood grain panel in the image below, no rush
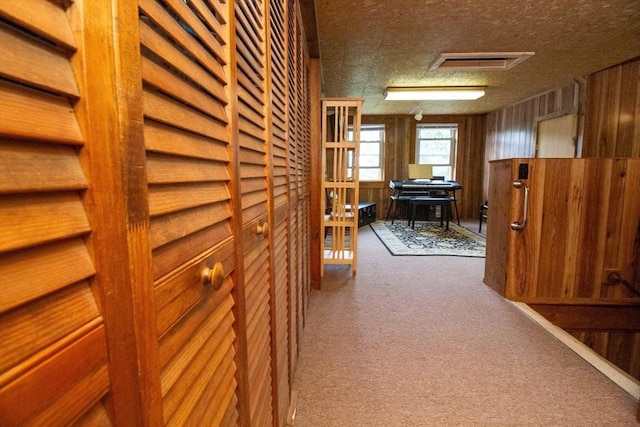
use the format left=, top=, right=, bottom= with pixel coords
left=530, top=304, right=640, bottom=331
left=583, top=58, right=640, bottom=158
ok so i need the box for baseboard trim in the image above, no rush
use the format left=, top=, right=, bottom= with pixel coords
left=511, top=301, right=640, bottom=401
left=286, top=389, right=298, bottom=426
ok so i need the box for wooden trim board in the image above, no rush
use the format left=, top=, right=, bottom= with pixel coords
left=511, top=301, right=640, bottom=400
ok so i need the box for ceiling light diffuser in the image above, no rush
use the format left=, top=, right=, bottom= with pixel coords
left=384, top=87, right=486, bottom=101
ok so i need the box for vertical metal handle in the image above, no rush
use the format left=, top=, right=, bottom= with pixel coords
left=510, top=180, right=528, bottom=230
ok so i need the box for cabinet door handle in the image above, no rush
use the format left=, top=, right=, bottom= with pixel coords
left=510, top=180, right=528, bottom=231
left=202, top=262, right=225, bottom=290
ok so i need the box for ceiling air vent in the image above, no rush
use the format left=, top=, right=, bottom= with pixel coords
left=429, top=52, right=535, bottom=71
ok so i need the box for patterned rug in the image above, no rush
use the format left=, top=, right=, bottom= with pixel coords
left=370, top=220, right=486, bottom=257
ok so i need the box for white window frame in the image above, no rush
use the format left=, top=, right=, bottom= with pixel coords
left=415, top=124, right=457, bottom=180
left=349, top=124, right=385, bottom=182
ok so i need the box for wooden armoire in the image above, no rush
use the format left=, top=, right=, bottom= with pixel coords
left=0, top=0, right=313, bottom=425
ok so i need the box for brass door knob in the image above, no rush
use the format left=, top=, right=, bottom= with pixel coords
left=201, top=262, right=225, bottom=290
left=256, top=222, right=269, bottom=237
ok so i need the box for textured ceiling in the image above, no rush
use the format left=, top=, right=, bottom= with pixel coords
left=311, top=0, right=640, bottom=115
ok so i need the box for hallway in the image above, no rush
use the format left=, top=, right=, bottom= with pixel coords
left=292, top=225, right=638, bottom=426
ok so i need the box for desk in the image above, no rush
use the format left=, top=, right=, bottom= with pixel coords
left=386, top=179, right=462, bottom=224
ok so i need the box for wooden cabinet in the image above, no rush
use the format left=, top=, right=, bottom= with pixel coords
left=321, top=99, right=363, bottom=275
left=0, top=0, right=312, bottom=425
left=484, top=158, right=640, bottom=300
left=484, top=158, right=640, bottom=380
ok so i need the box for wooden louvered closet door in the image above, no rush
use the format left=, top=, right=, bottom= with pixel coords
left=1, top=0, right=314, bottom=424
left=267, top=0, right=291, bottom=425
left=231, top=1, right=275, bottom=425
left=0, top=2, right=114, bottom=424
left=285, top=1, right=312, bottom=382
left=139, top=0, right=240, bottom=425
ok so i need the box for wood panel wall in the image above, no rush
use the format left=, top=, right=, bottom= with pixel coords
left=0, top=0, right=313, bottom=425
left=358, top=115, right=486, bottom=221
left=483, top=82, right=582, bottom=199
left=483, top=60, right=640, bottom=383
left=583, top=57, right=640, bottom=158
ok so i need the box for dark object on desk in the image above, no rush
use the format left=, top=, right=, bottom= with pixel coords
left=479, top=200, right=488, bottom=233
left=386, top=179, right=462, bottom=225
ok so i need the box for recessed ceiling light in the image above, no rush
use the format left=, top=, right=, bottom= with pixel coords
left=384, top=87, right=486, bottom=101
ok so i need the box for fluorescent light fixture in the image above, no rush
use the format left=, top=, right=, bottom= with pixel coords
left=384, top=87, right=486, bottom=101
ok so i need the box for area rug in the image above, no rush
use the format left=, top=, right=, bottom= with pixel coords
left=369, top=220, right=486, bottom=257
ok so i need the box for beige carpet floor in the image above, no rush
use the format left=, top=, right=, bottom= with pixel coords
left=292, top=225, right=638, bottom=426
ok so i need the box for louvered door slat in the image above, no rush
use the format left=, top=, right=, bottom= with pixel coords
left=148, top=182, right=229, bottom=217
left=139, top=0, right=226, bottom=82
left=162, top=304, right=234, bottom=418
left=144, top=120, right=229, bottom=159
left=0, top=0, right=76, bottom=51
left=0, top=193, right=90, bottom=253
left=193, top=359, right=238, bottom=425
left=163, top=0, right=226, bottom=64
left=0, top=26, right=79, bottom=98
left=150, top=204, right=230, bottom=250
left=0, top=81, right=84, bottom=145
left=152, top=222, right=233, bottom=280
left=146, top=152, right=229, bottom=184
left=0, top=140, right=87, bottom=194
left=156, top=241, right=235, bottom=358
left=0, top=284, right=100, bottom=375
left=140, top=21, right=226, bottom=103
left=144, top=90, right=228, bottom=140
left=185, top=0, right=226, bottom=45
left=142, top=57, right=227, bottom=120
left=0, top=239, right=95, bottom=313
left=0, top=326, right=108, bottom=426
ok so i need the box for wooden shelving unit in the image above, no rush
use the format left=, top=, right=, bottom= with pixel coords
left=321, top=98, right=363, bottom=276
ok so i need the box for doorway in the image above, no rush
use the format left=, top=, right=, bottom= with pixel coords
left=536, top=113, right=577, bottom=158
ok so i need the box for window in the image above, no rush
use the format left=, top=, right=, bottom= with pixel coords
left=349, top=124, right=385, bottom=181
left=416, top=124, right=457, bottom=180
